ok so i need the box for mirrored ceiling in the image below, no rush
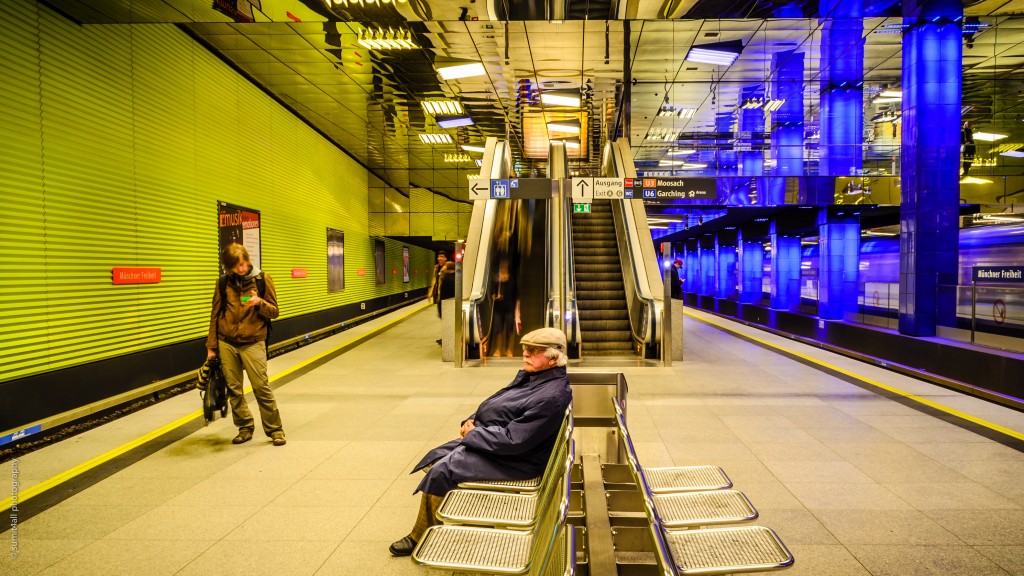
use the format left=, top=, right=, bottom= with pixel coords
left=45, top=0, right=1024, bottom=207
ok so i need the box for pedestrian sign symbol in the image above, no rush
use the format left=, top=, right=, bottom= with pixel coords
left=491, top=179, right=510, bottom=198
left=573, top=203, right=592, bottom=213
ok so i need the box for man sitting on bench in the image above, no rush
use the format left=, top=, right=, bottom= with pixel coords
left=389, top=327, right=573, bottom=557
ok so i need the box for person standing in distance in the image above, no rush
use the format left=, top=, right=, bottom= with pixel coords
left=206, top=244, right=286, bottom=446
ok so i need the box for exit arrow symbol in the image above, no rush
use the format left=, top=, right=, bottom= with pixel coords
left=575, top=180, right=589, bottom=190
left=471, top=182, right=486, bottom=193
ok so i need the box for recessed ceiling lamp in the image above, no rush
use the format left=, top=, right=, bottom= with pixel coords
left=668, top=148, right=696, bottom=156
left=419, top=133, right=453, bottom=144
left=678, top=162, right=708, bottom=169
left=989, top=143, right=1022, bottom=153
left=461, top=144, right=486, bottom=153
left=357, top=27, right=417, bottom=50
left=960, top=176, right=992, bottom=184
left=685, top=40, right=743, bottom=66
left=421, top=99, right=463, bottom=116
left=540, top=90, right=581, bottom=107
left=437, top=62, right=486, bottom=80
left=972, top=132, right=1008, bottom=142
left=999, top=150, right=1024, bottom=158
left=658, top=105, right=696, bottom=118
left=436, top=116, right=474, bottom=129
left=762, top=99, right=786, bottom=112
left=740, top=98, right=763, bottom=110
left=551, top=137, right=581, bottom=149
left=547, top=118, right=581, bottom=134
left=443, top=153, right=472, bottom=163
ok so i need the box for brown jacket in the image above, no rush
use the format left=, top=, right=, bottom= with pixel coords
left=206, top=272, right=279, bottom=349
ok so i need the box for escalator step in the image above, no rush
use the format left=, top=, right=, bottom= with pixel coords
left=576, top=281, right=625, bottom=291
left=583, top=341, right=635, bottom=352
left=578, top=309, right=629, bottom=321
left=576, top=289, right=626, bottom=300
left=577, top=299, right=631, bottom=310
left=580, top=325, right=632, bottom=335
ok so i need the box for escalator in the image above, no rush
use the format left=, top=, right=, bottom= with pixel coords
left=573, top=199, right=634, bottom=355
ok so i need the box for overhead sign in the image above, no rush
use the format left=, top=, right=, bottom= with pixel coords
left=593, top=178, right=625, bottom=199
left=573, top=203, right=592, bottom=213
left=973, top=266, right=1024, bottom=283
left=625, top=177, right=715, bottom=200
left=470, top=179, right=556, bottom=200
left=572, top=178, right=593, bottom=200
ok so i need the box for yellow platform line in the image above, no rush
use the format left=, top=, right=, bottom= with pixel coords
left=684, top=308, right=1024, bottom=443
left=1, top=302, right=429, bottom=512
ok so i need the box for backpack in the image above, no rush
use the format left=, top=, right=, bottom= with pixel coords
left=218, top=273, right=272, bottom=343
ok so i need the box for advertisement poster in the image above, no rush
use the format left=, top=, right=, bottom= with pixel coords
left=374, top=240, right=385, bottom=285
left=218, top=202, right=261, bottom=272
left=402, top=247, right=410, bottom=283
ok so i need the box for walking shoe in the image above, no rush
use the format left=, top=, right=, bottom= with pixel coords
left=232, top=428, right=253, bottom=444
left=389, top=535, right=417, bottom=557
left=271, top=431, right=286, bottom=446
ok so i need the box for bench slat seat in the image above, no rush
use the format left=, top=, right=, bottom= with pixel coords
left=414, top=525, right=534, bottom=573
left=653, top=489, right=758, bottom=529
left=645, top=465, right=732, bottom=494
left=663, top=525, right=794, bottom=575
left=459, top=477, right=542, bottom=492
left=440, top=490, right=539, bottom=527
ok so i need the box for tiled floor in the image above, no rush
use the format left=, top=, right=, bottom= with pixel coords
left=2, top=304, right=1022, bottom=575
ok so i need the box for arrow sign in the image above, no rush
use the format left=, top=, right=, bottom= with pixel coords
left=468, top=180, right=487, bottom=200
left=572, top=178, right=594, bottom=200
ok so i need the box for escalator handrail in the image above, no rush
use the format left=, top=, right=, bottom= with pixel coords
left=605, top=140, right=658, bottom=345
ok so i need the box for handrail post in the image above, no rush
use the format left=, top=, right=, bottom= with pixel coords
left=558, top=179, right=567, bottom=336
left=455, top=240, right=465, bottom=367
left=661, top=242, right=672, bottom=367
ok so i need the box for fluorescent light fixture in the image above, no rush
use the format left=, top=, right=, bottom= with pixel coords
left=668, top=149, right=696, bottom=155
left=679, top=162, right=707, bottom=169
left=437, top=62, right=485, bottom=80
left=762, top=99, right=785, bottom=112
left=475, top=159, right=483, bottom=167
left=658, top=105, right=696, bottom=118
left=436, top=116, right=474, bottom=129
left=443, top=153, right=472, bottom=163
left=419, top=133, right=453, bottom=144
left=357, top=27, right=418, bottom=50
left=685, top=40, right=742, bottom=66
left=960, top=176, right=992, bottom=184
left=540, top=90, right=581, bottom=107
left=990, top=143, right=1022, bottom=153
left=421, top=99, right=463, bottom=116
left=999, top=150, right=1024, bottom=158
left=547, top=119, right=580, bottom=134
left=647, top=128, right=679, bottom=142
left=551, top=136, right=581, bottom=149
left=972, top=132, right=1008, bottom=142
left=740, top=97, right=763, bottom=110
left=872, top=112, right=900, bottom=123
left=461, top=144, right=486, bottom=153
left=879, top=89, right=902, bottom=98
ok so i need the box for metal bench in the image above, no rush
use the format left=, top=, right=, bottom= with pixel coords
left=612, top=399, right=732, bottom=494
left=412, top=444, right=574, bottom=575
left=616, top=401, right=794, bottom=575
left=437, top=427, right=575, bottom=528
left=457, top=405, right=573, bottom=494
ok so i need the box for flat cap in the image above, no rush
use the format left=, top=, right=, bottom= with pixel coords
left=520, top=327, right=567, bottom=353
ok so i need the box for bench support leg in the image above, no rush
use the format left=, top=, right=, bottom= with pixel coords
left=582, top=455, right=618, bottom=576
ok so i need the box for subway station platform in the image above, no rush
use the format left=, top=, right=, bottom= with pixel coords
left=2, top=304, right=1023, bottom=576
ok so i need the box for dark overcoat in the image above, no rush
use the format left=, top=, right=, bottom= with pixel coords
left=412, top=365, right=572, bottom=496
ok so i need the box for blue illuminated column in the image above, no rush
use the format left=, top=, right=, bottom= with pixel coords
left=699, top=236, right=716, bottom=296
left=768, top=51, right=804, bottom=205
left=899, top=0, right=962, bottom=335
left=814, top=0, right=864, bottom=204
left=818, top=209, right=860, bottom=319
left=715, top=230, right=738, bottom=300
left=714, top=113, right=741, bottom=204
left=684, top=238, right=699, bottom=294
left=738, top=85, right=765, bottom=181
left=738, top=230, right=764, bottom=304
left=770, top=221, right=802, bottom=310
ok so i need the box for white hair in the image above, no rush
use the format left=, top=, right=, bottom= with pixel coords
left=544, top=347, right=568, bottom=367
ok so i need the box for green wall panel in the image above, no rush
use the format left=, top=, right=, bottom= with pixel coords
left=0, top=0, right=435, bottom=384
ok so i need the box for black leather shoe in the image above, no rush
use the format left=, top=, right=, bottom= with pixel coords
left=389, top=535, right=417, bottom=557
